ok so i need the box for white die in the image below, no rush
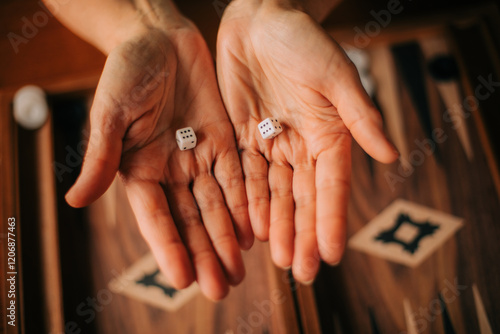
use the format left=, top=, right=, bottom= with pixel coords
left=258, top=118, right=283, bottom=139
left=176, top=127, right=197, bottom=150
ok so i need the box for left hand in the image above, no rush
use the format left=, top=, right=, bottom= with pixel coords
left=216, top=0, right=398, bottom=283
left=66, top=17, right=252, bottom=300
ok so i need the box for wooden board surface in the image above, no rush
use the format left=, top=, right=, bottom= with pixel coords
left=45, top=93, right=318, bottom=334
left=76, top=177, right=303, bottom=334
left=0, top=0, right=321, bottom=329
left=0, top=92, right=23, bottom=334
left=316, top=14, right=500, bottom=334
left=3, top=1, right=500, bottom=333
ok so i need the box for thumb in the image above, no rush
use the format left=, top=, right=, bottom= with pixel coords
left=65, top=98, right=126, bottom=208
left=323, top=56, right=399, bottom=164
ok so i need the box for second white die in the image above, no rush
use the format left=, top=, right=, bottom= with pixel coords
left=176, top=127, right=197, bottom=150
left=258, top=118, right=283, bottom=139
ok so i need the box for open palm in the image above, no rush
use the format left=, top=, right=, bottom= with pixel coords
left=66, top=25, right=252, bottom=300
left=217, top=2, right=398, bottom=283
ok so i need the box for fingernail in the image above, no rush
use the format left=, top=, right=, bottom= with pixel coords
left=282, top=265, right=291, bottom=270
left=389, top=141, right=400, bottom=157
left=240, top=236, right=254, bottom=251
left=302, top=279, right=314, bottom=286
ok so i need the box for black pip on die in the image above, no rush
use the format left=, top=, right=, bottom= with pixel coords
left=258, top=118, right=283, bottom=139
left=176, top=127, right=197, bottom=150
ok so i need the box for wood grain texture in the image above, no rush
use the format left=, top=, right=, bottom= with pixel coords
left=7, top=112, right=66, bottom=334
left=294, top=282, right=322, bottom=334
left=419, top=35, right=474, bottom=161
left=391, top=41, right=442, bottom=164
left=35, top=116, right=65, bottom=334
left=317, top=17, right=500, bottom=334
left=0, top=0, right=321, bottom=327
left=0, top=0, right=106, bottom=90
left=44, top=93, right=314, bottom=333
left=403, top=299, right=419, bottom=334
left=0, top=91, right=23, bottom=334
left=80, top=177, right=302, bottom=334
left=370, top=46, right=411, bottom=166
left=16, top=107, right=64, bottom=334
left=472, top=284, right=494, bottom=334
left=4, top=1, right=499, bottom=333
left=450, top=19, right=500, bottom=198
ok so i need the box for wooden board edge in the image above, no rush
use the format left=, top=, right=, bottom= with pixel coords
left=0, top=90, right=24, bottom=334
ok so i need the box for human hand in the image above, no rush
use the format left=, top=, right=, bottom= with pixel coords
left=217, top=0, right=398, bottom=283
left=66, top=11, right=253, bottom=300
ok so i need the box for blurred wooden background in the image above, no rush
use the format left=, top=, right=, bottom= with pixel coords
left=1, top=0, right=500, bottom=333
left=315, top=5, right=500, bottom=333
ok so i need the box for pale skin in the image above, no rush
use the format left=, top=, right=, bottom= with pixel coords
left=217, top=0, right=398, bottom=283
left=45, top=0, right=397, bottom=298
left=46, top=0, right=253, bottom=300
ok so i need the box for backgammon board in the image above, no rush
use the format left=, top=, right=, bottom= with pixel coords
left=314, top=5, right=500, bottom=333
left=3, top=89, right=320, bottom=334
left=2, top=1, right=500, bottom=334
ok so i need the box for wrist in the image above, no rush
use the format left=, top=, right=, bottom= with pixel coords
left=100, top=1, right=195, bottom=54
left=226, top=0, right=337, bottom=22
left=101, top=8, right=146, bottom=54
left=223, top=0, right=307, bottom=22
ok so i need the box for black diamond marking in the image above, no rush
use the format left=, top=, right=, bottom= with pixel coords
left=374, top=213, right=439, bottom=254
left=136, top=269, right=178, bottom=298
